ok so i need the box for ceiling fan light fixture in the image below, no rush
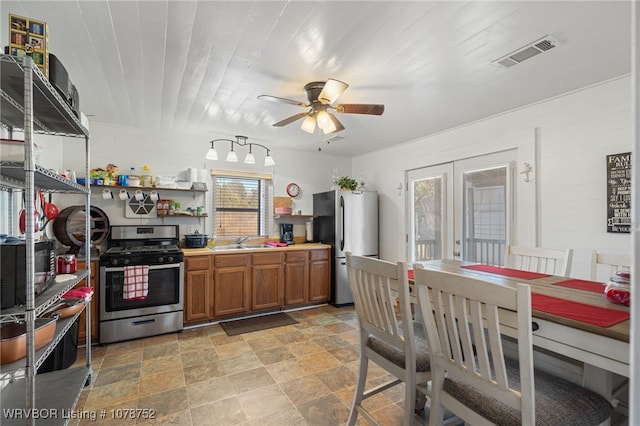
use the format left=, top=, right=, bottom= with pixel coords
left=321, top=119, right=337, bottom=134
left=301, top=115, right=316, bottom=133
left=316, top=110, right=331, bottom=130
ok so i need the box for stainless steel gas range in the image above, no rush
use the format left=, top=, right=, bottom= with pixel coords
left=99, top=225, right=184, bottom=344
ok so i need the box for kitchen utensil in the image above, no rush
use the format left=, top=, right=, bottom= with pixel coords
left=19, top=209, right=39, bottom=234
left=184, top=231, right=208, bottom=248
left=41, top=298, right=84, bottom=319
left=118, top=189, right=129, bottom=200
left=43, top=193, right=59, bottom=220
left=0, top=317, right=57, bottom=364
left=102, top=189, right=113, bottom=199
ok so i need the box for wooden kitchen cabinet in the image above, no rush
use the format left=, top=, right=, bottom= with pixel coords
left=184, top=256, right=213, bottom=324
left=284, top=251, right=309, bottom=306
left=251, top=252, right=283, bottom=311
left=309, top=248, right=330, bottom=302
left=76, top=260, right=99, bottom=344
left=213, top=254, right=250, bottom=317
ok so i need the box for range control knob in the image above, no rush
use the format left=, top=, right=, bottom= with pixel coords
left=157, top=256, right=164, bottom=263
left=111, top=259, right=118, bottom=266
left=123, top=258, right=130, bottom=266
left=167, top=256, right=174, bottom=263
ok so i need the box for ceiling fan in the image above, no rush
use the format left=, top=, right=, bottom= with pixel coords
left=257, top=79, right=384, bottom=134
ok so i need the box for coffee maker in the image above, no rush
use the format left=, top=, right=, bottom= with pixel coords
left=280, top=223, right=294, bottom=245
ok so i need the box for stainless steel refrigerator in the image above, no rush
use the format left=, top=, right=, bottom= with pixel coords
left=313, top=190, right=378, bottom=305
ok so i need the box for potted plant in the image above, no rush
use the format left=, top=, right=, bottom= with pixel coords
left=337, top=176, right=358, bottom=191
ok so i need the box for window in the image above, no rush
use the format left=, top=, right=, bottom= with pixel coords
left=213, top=171, right=272, bottom=237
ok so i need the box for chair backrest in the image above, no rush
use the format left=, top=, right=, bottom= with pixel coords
left=345, top=252, right=415, bottom=365
left=413, top=265, right=535, bottom=425
left=504, top=245, right=573, bottom=276
left=590, top=251, right=630, bottom=281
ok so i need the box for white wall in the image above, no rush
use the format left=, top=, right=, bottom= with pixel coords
left=56, top=122, right=352, bottom=240
left=353, top=75, right=632, bottom=280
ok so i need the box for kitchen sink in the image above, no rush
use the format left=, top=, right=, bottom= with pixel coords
left=210, top=244, right=272, bottom=251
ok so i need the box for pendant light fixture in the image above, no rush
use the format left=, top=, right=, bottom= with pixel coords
left=205, top=135, right=275, bottom=166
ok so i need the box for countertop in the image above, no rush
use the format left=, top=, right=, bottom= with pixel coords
left=182, top=242, right=331, bottom=256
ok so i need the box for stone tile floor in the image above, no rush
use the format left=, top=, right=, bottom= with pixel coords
left=70, top=305, right=413, bottom=425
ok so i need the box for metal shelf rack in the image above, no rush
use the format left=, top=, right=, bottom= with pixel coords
left=0, top=53, right=92, bottom=425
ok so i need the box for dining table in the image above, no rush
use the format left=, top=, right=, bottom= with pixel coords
left=410, top=259, right=630, bottom=406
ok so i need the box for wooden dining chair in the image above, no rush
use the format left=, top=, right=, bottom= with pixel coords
left=590, top=250, right=630, bottom=281
left=503, top=245, right=573, bottom=276
left=412, top=265, right=613, bottom=426
left=345, top=252, right=431, bottom=426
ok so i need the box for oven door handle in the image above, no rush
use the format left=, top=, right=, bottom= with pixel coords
left=102, top=263, right=182, bottom=272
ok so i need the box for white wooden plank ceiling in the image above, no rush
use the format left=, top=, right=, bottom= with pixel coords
left=0, top=1, right=631, bottom=156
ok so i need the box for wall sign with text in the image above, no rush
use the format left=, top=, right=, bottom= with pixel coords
left=606, top=152, right=631, bottom=233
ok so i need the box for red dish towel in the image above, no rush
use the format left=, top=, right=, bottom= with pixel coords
left=408, top=270, right=414, bottom=280
left=461, top=264, right=550, bottom=280
left=531, top=293, right=629, bottom=327
left=123, top=265, right=149, bottom=300
left=552, top=279, right=605, bottom=294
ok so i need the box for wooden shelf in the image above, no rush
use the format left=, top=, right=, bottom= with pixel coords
left=90, top=184, right=206, bottom=193
left=274, top=214, right=314, bottom=219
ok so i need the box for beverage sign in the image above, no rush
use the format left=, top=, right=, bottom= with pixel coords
left=606, top=152, right=631, bottom=233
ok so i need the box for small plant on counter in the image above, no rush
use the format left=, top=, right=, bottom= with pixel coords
left=337, top=176, right=358, bottom=191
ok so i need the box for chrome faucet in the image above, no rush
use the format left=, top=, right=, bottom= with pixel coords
left=236, top=236, right=250, bottom=245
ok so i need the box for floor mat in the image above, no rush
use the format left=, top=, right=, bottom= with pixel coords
left=220, top=312, right=298, bottom=336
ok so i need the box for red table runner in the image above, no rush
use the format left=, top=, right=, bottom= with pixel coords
left=552, top=279, right=605, bottom=294
left=531, top=293, right=629, bottom=327
left=461, top=264, right=550, bottom=280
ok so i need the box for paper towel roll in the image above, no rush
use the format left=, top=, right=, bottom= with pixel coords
left=188, top=167, right=198, bottom=183
left=305, top=222, right=313, bottom=242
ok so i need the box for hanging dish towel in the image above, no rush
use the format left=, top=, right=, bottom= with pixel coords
left=123, top=265, right=149, bottom=300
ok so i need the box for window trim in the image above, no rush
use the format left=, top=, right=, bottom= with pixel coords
left=211, top=169, right=273, bottom=237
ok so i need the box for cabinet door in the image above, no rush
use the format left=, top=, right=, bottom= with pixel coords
left=214, top=266, right=250, bottom=316
left=76, top=260, right=98, bottom=345
left=284, top=251, right=308, bottom=306
left=184, top=256, right=213, bottom=324
left=309, top=250, right=330, bottom=302
left=185, top=269, right=211, bottom=323
left=252, top=264, right=282, bottom=310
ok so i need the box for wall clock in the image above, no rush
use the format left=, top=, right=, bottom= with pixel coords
left=286, top=182, right=301, bottom=198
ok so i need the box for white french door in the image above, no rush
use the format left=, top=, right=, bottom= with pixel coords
left=408, top=150, right=515, bottom=264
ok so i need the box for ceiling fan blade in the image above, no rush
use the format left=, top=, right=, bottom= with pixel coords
left=335, top=104, right=385, bottom=115
left=273, top=112, right=309, bottom=127
left=326, top=113, right=345, bottom=133
left=318, top=79, right=349, bottom=104
left=258, top=95, right=309, bottom=108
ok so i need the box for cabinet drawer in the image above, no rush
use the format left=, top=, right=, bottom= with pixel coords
left=285, top=251, right=308, bottom=263
left=186, top=256, right=210, bottom=270
left=214, top=254, right=249, bottom=267
left=252, top=252, right=283, bottom=265
left=310, top=249, right=329, bottom=261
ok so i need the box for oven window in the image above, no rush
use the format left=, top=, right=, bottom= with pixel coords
left=104, top=266, right=180, bottom=311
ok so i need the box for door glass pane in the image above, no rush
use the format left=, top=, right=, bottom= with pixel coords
left=412, top=176, right=443, bottom=261
left=463, top=167, right=507, bottom=264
